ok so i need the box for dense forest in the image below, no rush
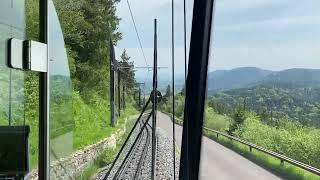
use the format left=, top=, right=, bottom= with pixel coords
left=210, top=81, right=320, bottom=127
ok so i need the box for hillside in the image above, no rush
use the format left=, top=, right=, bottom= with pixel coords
left=210, top=82, right=320, bottom=127
left=208, top=67, right=273, bottom=91
left=208, top=67, right=320, bottom=92
left=258, top=68, right=320, bottom=86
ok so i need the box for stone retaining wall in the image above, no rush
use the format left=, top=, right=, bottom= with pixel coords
left=29, top=120, right=127, bottom=179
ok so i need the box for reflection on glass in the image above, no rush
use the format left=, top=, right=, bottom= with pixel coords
left=48, top=0, right=74, bottom=177
left=0, top=0, right=40, bottom=173
left=0, top=1, right=26, bottom=126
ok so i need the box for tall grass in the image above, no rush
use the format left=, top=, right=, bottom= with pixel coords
left=77, top=113, right=136, bottom=179
left=206, top=132, right=320, bottom=180
left=235, top=112, right=320, bottom=169
left=73, top=91, right=137, bottom=149
left=27, top=91, right=137, bottom=169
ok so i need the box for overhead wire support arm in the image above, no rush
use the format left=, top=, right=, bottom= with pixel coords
left=134, top=66, right=168, bottom=69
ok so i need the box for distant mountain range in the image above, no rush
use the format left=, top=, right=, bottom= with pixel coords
left=136, top=67, right=320, bottom=93
left=208, top=67, right=320, bottom=92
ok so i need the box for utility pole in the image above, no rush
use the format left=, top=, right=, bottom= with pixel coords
left=136, top=82, right=145, bottom=108
left=117, top=69, right=121, bottom=117
left=138, top=86, right=141, bottom=107
left=143, top=92, right=146, bottom=106
left=109, top=56, right=167, bottom=122
left=122, top=84, right=126, bottom=110
left=109, top=39, right=116, bottom=127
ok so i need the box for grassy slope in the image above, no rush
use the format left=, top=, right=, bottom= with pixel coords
left=78, top=111, right=137, bottom=179
left=205, top=110, right=320, bottom=179
left=73, top=91, right=137, bottom=149
left=206, top=132, right=320, bottom=180
left=28, top=92, right=137, bottom=169
left=164, top=110, right=320, bottom=179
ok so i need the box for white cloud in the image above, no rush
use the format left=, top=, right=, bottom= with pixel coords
left=216, top=0, right=290, bottom=10
left=215, top=15, right=320, bottom=32
left=211, top=43, right=320, bottom=71
left=115, top=0, right=320, bottom=73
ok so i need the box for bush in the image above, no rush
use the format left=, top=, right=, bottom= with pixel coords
left=204, top=107, right=230, bottom=132
left=235, top=113, right=320, bottom=168
left=73, top=91, right=137, bottom=149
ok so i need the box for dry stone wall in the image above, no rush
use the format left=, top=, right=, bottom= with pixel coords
left=29, top=121, right=127, bottom=180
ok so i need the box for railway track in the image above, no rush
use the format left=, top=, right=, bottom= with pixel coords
left=133, top=122, right=152, bottom=179
left=103, top=112, right=153, bottom=180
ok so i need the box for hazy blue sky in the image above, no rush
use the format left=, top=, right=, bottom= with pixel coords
left=115, top=0, right=320, bottom=80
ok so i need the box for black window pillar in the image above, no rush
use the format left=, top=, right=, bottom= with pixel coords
left=39, top=0, right=50, bottom=179
left=179, top=0, right=215, bottom=179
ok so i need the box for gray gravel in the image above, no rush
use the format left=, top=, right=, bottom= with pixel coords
left=155, top=128, right=180, bottom=180
left=95, top=117, right=145, bottom=180
left=95, top=118, right=180, bottom=180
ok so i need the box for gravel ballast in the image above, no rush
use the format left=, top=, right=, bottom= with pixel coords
left=96, top=122, right=180, bottom=180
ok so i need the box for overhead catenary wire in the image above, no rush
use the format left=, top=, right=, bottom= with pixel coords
left=125, top=0, right=151, bottom=108
left=126, top=0, right=149, bottom=67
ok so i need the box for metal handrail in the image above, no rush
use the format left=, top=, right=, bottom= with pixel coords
left=174, top=118, right=320, bottom=176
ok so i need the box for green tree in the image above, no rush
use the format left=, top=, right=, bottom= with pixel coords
left=54, top=0, right=122, bottom=101
left=118, top=49, right=135, bottom=91
left=164, top=85, right=171, bottom=97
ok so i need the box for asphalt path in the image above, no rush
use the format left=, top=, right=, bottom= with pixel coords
left=156, top=112, right=281, bottom=180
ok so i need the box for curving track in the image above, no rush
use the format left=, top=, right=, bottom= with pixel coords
left=104, top=112, right=153, bottom=180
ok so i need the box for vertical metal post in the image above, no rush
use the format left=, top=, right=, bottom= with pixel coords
left=151, top=18, right=158, bottom=180
left=183, top=0, right=187, bottom=85
left=122, top=84, right=125, bottom=109
left=117, top=70, right=121, bottom=116
left=39, top=0, right=49, bottom=179
left=138, top=86, right=141, bottom=107
left=171, top=0, right=176, bottom=178
left=179, top=0, right=215, bottom=179
left=109, top=39, right=116, bottom=127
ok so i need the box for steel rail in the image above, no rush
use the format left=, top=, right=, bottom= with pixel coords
left=174, top=118, right=320, bottom=176
left=133, top=120, right=152, bottom=179
left=116, top=113, right=149, bottom=179
left=112, top=111, right=153, bottom=179
left=116, top=120, right=146, bottom=179
left=103, top=98, right=151, bottom=179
